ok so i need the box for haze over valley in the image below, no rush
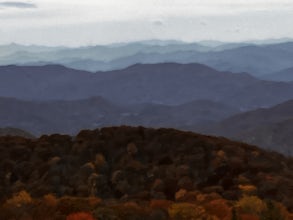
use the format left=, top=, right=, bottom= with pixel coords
left=1, top=1, right=293, bottom=219
left=1, top=41, right=293, bottom=154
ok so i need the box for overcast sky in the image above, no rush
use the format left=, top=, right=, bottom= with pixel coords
left=0, top=0, right=293, bottom=46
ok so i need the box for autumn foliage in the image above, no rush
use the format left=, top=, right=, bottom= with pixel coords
left=204, top=199, right=231, bottom=220
left=0, top=126, right=293, bottom=219
left=240, top=214, right=260, bottom=220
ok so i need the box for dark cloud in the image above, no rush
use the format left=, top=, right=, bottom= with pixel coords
left=153, top=20, right=164, bottom=27
left=0, top=1, right=36, bottom=9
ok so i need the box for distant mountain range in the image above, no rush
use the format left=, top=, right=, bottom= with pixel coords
left=205, top=100, right=293, bottom=155
left=1, top=94, right=293, bottom=156
left=1, top=41, right=293, bottom=79
left=1, top=63, right=293, bottom=109
left=1, top=47, right=293, bottom=156
left=262, top=67, right=293, bottom=82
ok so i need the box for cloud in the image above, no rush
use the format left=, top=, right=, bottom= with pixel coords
left=153, top=20, right=164, bottom=27
left=0, top=1, right=36, bottom=9
left=0, top=0, right=293, bottom=46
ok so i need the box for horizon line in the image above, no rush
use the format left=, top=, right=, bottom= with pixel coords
left=1, top=37, right=293, bottom=48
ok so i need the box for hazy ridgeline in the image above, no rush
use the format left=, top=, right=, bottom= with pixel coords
left=1, top=41, right=293, bottom=156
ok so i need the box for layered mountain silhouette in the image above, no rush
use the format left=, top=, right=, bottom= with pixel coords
left=1, top=63, right=293, bottom=109
left=83, top=43, right=293, bottom=76
left=2, top=94, right=293, bottom=156
left=2, top=62, right=293, bottom=155
left=2, top=41, right=293, bottom=77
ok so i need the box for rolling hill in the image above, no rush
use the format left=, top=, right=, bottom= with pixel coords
left=0, top=126, right=293, bottom=217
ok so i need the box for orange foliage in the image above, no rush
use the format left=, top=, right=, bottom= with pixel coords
left=95, top=153, right=106, bottom=167
left=204, top=199, right=231, bottom=220
left=150, top=199, right=173, bottom=210
left=57, top=197, right=92, bottom=215
left=88, top=197, right=102, bottom=208
left=240, top=214, right=260, bottom=220
left=168, top=203, right=207, bottom=220
left=238, top=184, right=257, bottom=195
left=5, top=190, right=33, bottom=207
left=175, top=189, right=187, bottom=201
left=99, top=202, right=147, bottom=219
left=237, top=175, right=251, bottom=185
left=196, top=193, right=207, bottom=203
left=288, top=213, right=293, bottom=220
left=66, top=212, right=96, bottom=220
left=43, top=194, right=58, bottom=207
left=123, top=201, right=140, bottom=208
left=216, top=150, right=227, bottom=159
left=236, top=195, right=266, bottom=215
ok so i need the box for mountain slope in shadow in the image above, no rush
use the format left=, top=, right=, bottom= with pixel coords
left=205, top=100, right=293, bottom=155
left=0, top=97, right=238, bottom=136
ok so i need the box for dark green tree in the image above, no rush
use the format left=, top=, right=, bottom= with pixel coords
left=261, top=200, right=285, bottom=220
left=231, top=207, right=238, bottom=220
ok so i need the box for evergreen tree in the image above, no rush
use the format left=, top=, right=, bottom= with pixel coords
left=232, top=207, right=238, bottom=220
left=261, top=200, right=285, bottom=220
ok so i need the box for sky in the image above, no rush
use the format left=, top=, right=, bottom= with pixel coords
left=0, top=0, right=293, bottom=46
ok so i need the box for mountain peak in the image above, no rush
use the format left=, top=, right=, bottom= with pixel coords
left=125, top=62, right=216, bottom=72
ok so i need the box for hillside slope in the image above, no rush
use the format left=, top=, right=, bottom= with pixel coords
left=0, top=127, right=34, bottom=138
left=205, top=100, right=293, bottom=155
left=0, top=126, right=293, bottom=212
